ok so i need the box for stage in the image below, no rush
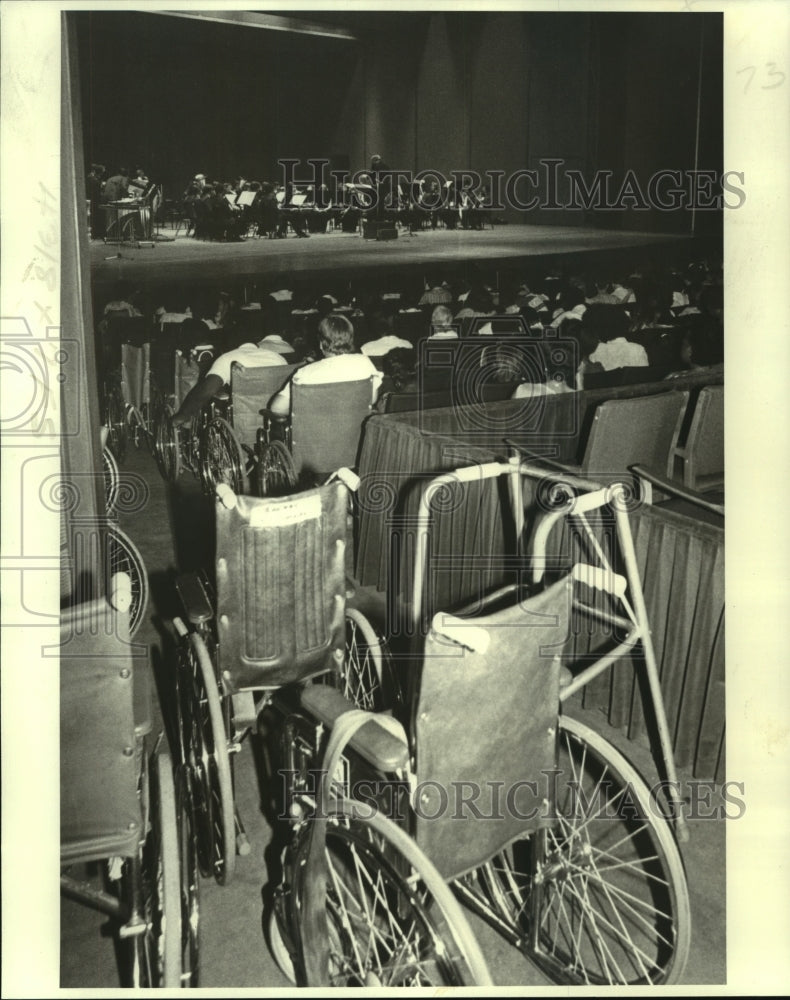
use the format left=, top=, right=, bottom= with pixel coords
left=90, top=222, right=700, bottom=290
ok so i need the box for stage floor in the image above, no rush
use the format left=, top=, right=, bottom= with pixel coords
left=90, top=222, right=693, bottom=288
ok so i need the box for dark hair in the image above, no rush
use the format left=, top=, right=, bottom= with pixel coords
left=381, top=347, right=417, bottom=391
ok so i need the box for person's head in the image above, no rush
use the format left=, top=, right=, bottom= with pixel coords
left=117, top=166, right=130, bottom=178
left=583, top=303, right=629, bottom=343
left=381, top=347, right=417, bottom=391
left=318, top=313, right=356, bottom=357
left=431, top=305, right=454, bottom=332
left=464, top=285, right=494, bottom=314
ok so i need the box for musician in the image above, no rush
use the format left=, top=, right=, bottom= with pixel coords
left=459, top=181, right=483, bottom=230
left=102, top=166, right=130, bottom=203
left=369, top=154, right=393, bottom=220
left=277, top=180, right=309, bottom=239
left=127, top=167, right=150, bottom=198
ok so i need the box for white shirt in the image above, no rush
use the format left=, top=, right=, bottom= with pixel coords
left=589, top=337, right=649, bottom=372
left=360, top=335, right=412, bottom=357
left=207, top=343, right=286, bottom=385
left=512, top=381, right=573, bottom=399
left=259, top=334, right=294, bottom=355
left=270, top=353, right=382, bottom=415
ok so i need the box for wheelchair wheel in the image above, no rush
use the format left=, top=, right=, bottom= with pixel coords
left=200, top=416, right=246, bottom=496
left=155, top=407, right=181, bottom=482
left=105, top=387, right=128, bottom=463
left=176, top=631, right=236, bottom=885
left=176, top=764, right=201, bottom=986
left=338, top=608, right=403, bottom=713
left=130, top=749, right=182, bottom=988
left=257, top=440, right=298, bottom=497
left=478, top=715, right=691, bottom=985
left=285, top=796, right=492, bottom=986
left=106, top=523, right=149, bottom=639
left=102, top=446, right=120, bottom=517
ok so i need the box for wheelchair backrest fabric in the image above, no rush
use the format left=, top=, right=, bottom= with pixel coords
left=290, top=377, right=374, bottom=476
left=683, top=384, right=723, bottom=491
left=230, top=361, right=300, bottom=448
left=413, top=575, right=570, bottom=880
left=583, top=390, right=689, bottom=480
left=60, top=597, right=147, bottom=863
left=174, top=352, right=201, bottom=409
left=215, top=481, right=348, bottom=689
left=120, top=341, right=151, bottom=410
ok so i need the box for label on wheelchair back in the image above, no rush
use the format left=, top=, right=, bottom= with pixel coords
left=249, top=493, right=321, bottom=527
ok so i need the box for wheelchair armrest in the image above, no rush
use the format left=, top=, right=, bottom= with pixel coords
left=175, top=572, right=214, bottom=626
left=300, top=685, right=410, bottom=773
left=631, top=464, right=725, bottom=516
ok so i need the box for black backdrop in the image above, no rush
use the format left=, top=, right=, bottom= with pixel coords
left=76, top=10, right=722, bottom=233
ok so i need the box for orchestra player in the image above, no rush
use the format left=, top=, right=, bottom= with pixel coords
left=127, top=167, right=150, bottom=197
left=102, top=166, right=130, bottom=203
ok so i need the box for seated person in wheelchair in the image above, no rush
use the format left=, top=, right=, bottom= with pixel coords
left=173, top=338, right=288, bottom=426
left=268, top=313, right=382, bottom=417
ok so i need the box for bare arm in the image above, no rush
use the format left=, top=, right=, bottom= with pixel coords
left=173, top=373, right=223, bottom=425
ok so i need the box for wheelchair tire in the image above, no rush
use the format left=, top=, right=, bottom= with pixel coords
left=155, top=406, right=181, bottom=482
left=257, top=440, right=298, bottom=497
left=106, top=523, right=149, bottom=639
left=131, top=749, right=182, bottom=988
left=283, top=795, right=493, bottom=986
left=200, top=416, right=246, bottom=496
left=105, top=387, right=128, bottom=464
left=178, top=631, right=236, bottom=885
left=102, top=445, right=120, bottom=517
left=476, top=715, right=691, bottom=986
left=176, top=763, right=201, bottom=986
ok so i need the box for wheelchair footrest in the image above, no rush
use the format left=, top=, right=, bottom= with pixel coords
left=300, top=685, right=410, bottom=773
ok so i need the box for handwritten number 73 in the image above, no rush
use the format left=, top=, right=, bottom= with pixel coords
left=737, top=63, right=785, bottom=93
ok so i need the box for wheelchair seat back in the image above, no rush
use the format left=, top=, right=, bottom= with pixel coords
left=60, top=595, right=150, bottom=864
left=120, top=341, right=151, bottom=411
left=290, top=376, right=375, bottom=477
left=413, top=575, right=571, bottom=881
left=230, top=361, right=300, bottom=448
left=174, top=351, right=201, bottom=410
left=215, top=480, right=348, bottom=690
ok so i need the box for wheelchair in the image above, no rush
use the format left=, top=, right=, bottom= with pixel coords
left=169, top=474, right=484, bottom=985
left=169, top=472, right=403, bottom=882
left=270, top=459, right=692, bottom=986
left=60, top=573, right=199, bottom=987
left=257, top=375, right=377, bottom=497
left=199, top=360, right=300, bottom=497
left=100, top=324, right=162, bottom=462
left=121, top=341, right=163, bottom=454
left=154, top=344, right=216, bottom=487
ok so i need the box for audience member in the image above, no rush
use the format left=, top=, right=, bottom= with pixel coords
left=269, top=313, right=382, bottom=417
